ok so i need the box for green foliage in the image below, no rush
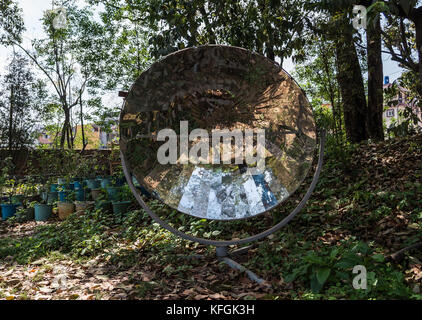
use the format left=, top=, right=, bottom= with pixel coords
left=93, top=0, right=307, bottom=63
left=0, top=209, right=115, bottom=263
left=0, top=53, right=47, bottom=153
left=0, top=156, right=16, bottom=200
left=0, top=0, right=25, bottom=45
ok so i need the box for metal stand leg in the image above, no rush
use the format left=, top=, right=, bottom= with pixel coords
left=177, top=246, right=270, bottom=287
left=216, top=246, right=270, bottom=287
left=230, top=245, right=255, bottom=256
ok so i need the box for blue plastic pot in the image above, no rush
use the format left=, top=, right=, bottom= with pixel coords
left=58, top=191, right=69, bottom=202
left=34, top=204, right=52, bottom=221
left=75, top=189, right=85, bottom=202
left=50, top=184, right=59, bottom=192
left=73, top=181, right=82, bottom=190
left=1, top=203, right=18, bottom=220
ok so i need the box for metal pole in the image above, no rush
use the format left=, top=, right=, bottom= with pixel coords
left=220, top=257, right=270, bottom=287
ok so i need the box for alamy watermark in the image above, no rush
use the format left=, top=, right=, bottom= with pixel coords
left=51, top=266, right=68, bottom=290
left=353, top=5, right=367, bottom=30
left=154, top=121, right=266, bottom=173
left=352, top=265, right=367, bottom=290
left=46, top=7, right=68, bottom=30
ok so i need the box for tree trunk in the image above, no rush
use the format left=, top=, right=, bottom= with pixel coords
left=80, top=99, right=87, bottom=152
left=8, top=85, right=14, bottom=155
left=60, top=106, right=70, bottom=149
left=336, top=28, right=368, bottom=143
left=367, top=15, right=384, bottom=141
left=415, top=16, right=422, bottom=103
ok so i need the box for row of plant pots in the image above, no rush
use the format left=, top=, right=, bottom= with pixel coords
left=1, top=175, right=134, bottom=222
left=0, top=202, right=53, bottom=221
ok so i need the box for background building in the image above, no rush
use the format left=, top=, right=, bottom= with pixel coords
left=383, top=79, right=422, bottom=130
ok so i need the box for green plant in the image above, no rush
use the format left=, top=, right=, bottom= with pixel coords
left=117, top=185, right=134, bottom=202
left=283, top=239, right=414, bottom=298
left=0, top=156, right=14, bottom=201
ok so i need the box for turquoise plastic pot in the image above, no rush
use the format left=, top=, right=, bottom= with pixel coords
left=107, top=186, right=121, bottom=201
left=1, top=203, right=18, bottom=220
left=101, top=178, right=112, bottom=189
left=112, top=201, right=131, bottom=215
left=75, top=188, right=85, bottom=202
left=86, top=179, right=100, bottom=190
left=34, top=204, right=52, bottom=221
left=50, top=184, right=59, bottom=192
left=58, top=191, right=69, bottom=202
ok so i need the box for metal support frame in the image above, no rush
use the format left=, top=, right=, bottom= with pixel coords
left=121, top=130, right=326, bottom=285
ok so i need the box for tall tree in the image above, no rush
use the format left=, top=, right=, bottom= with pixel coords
left=0, top=0, right=24, bottom=46
left=366, top=12, right=384, bottom=141
left=313, top=1, right=369, bottom=143
left=336, top=20, right=369, bottom=143
left=0, top=53, right=47, bottom=160
left=294, top=35, right=343, bottom=138
left=10, top=0, right=119, bottom=149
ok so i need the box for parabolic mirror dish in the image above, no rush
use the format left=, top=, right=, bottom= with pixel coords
left=120, top=45, right=316, bottom=221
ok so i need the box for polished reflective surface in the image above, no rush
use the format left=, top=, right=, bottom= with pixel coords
left=120, top=45, right=316, bottom=220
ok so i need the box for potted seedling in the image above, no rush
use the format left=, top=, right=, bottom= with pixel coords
left=11, top=181, right=26, bottom=206
left=21, top=176, right=38, bottom=204
left=34, top=194, right=53, bottom=222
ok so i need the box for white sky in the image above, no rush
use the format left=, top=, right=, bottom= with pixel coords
left=0, top=0, right=406, bottom=91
